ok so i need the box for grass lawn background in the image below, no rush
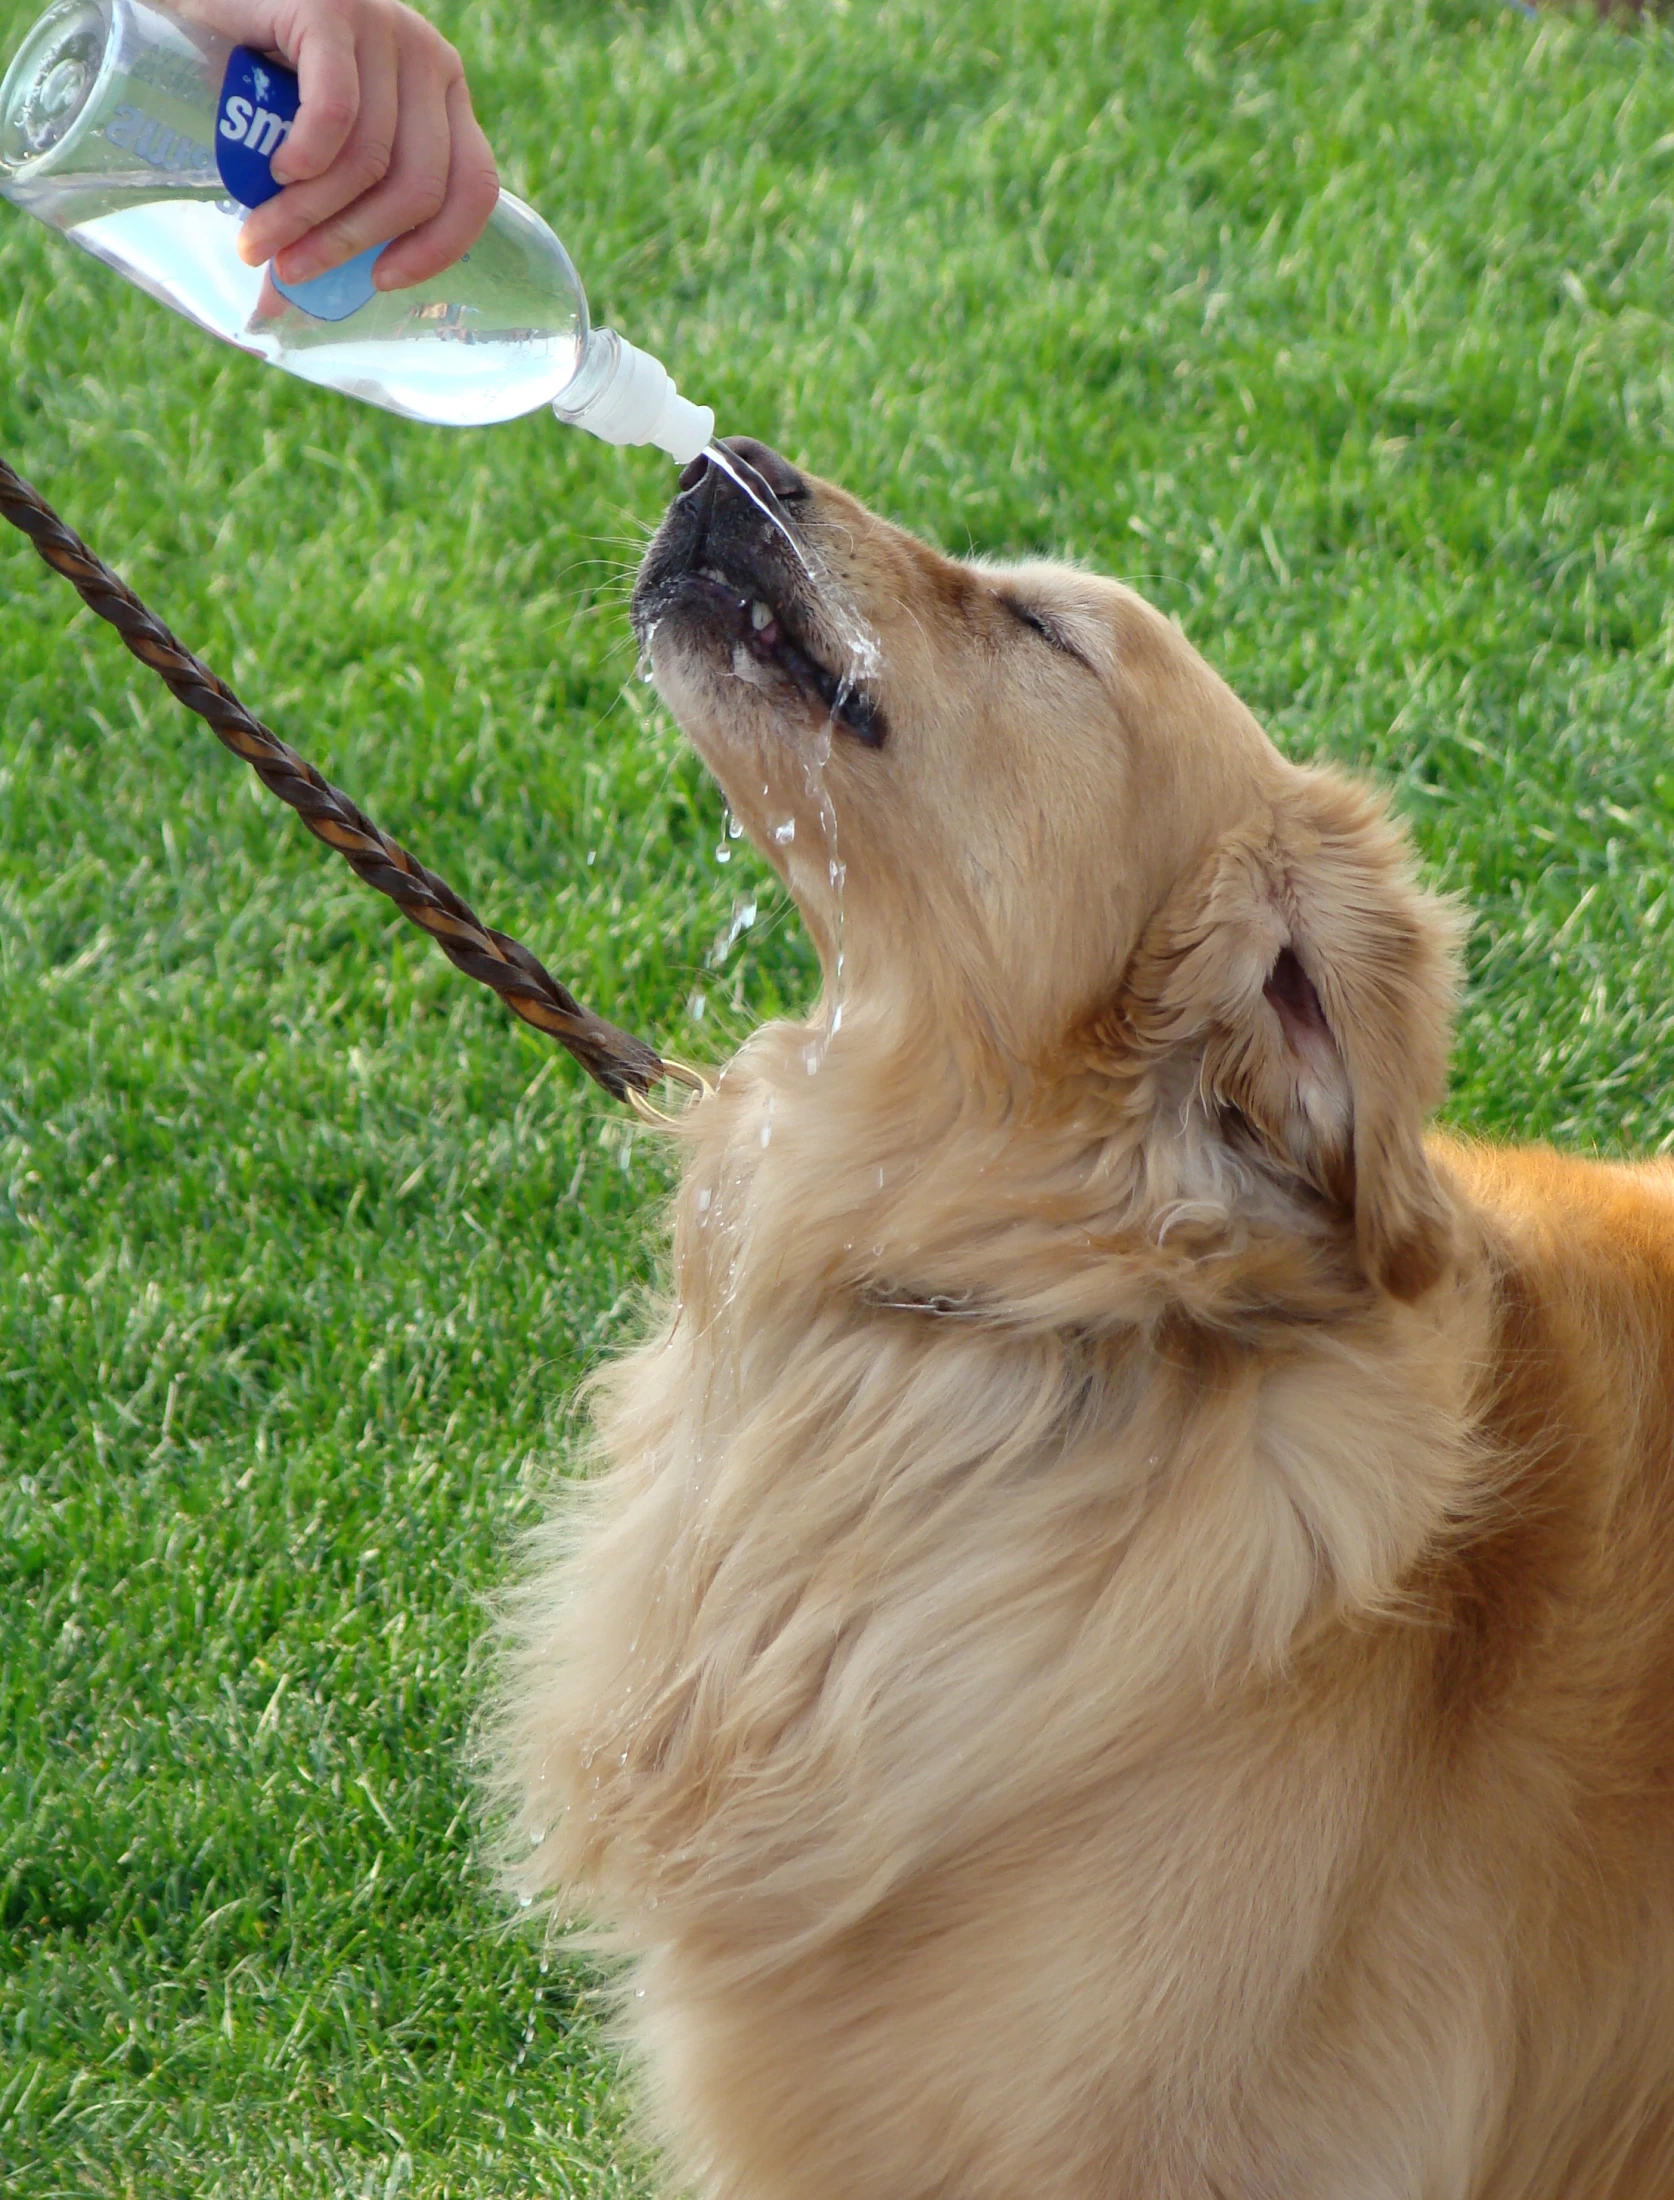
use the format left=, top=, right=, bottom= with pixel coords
left=4, top=0, right=1674, bottom=2190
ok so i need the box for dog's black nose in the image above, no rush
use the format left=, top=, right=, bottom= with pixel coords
left=676, top=438, right=807, bottom=501
left=724, top=439, right=807, bottom=498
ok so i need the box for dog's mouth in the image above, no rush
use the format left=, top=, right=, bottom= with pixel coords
left=632, top=451, right=886, bottom=749
left=654, top=563, right=884, bottom=749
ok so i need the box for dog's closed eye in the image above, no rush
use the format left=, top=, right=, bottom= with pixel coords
left=999, top=595, right=1094, bottom=669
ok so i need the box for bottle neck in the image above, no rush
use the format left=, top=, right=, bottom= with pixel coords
left=553, top=326, right=713, bottom=464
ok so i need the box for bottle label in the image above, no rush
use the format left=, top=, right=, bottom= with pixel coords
left=215, top=47, right=382, bottom=322
left=271, top=243, right=382, bottom=322
left=215, top=47, right=300, bottom=210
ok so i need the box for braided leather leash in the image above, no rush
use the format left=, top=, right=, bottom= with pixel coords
left=0, top=454, right=706, bottom=1116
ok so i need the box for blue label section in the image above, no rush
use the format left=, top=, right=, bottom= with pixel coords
left=216, top=46, right=300, bottom=209
left=271, top=243, right=383, bottom=323
left=216, top=48, right=386, bottom=321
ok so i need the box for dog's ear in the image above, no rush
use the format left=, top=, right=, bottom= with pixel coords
left=1118, top=770, right=1462, bottom=1300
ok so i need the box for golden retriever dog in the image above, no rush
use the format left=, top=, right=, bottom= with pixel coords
left=490, top=440, right=1674, bottom=2199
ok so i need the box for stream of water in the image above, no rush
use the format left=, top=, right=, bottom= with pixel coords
left=697, top=440, right=879, bottom=1060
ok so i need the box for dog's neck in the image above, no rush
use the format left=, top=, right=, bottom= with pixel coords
left=678, top=1006, right=1445, bottom=1336
left=666, top=1011, right=1487, bottom=1677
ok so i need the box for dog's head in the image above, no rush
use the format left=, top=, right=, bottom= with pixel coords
left=634, top=441, right=1461, bottom=1304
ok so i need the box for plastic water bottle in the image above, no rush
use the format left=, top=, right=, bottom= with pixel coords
left=0, top=0, right=714, bottom=461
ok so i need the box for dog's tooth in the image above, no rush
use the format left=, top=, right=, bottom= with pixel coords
left=750, top=600, right=773, bottom=631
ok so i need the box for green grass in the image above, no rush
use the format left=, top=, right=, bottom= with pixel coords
left=4, top=0, right=1674, bottom=2189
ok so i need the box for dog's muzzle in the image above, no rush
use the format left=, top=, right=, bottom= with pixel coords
left=632, top=439, right=886, bottom=748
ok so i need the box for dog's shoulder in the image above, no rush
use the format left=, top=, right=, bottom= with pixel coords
left=1434, top=1131, right=1674, bottom=1323
left=1423, top=1132, right=1674, bottom=1763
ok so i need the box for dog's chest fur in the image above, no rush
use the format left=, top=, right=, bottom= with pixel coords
left=496, top=1084, right=1636, bottom=2199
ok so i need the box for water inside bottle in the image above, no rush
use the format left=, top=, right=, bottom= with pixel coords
left=64, top=197, right=585, bottom=426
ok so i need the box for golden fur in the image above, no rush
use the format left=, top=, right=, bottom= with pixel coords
left=490, top=452, right=1674, bottom=2198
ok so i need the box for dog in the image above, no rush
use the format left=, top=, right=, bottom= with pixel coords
left=490, top=440, right=1674, bottom=2199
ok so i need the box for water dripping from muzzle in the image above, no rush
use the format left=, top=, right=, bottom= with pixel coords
left=687, top=439, right=879, bottom=1069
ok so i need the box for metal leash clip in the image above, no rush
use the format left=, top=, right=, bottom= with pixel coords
left=627, top=1057, right=715, bottom=1130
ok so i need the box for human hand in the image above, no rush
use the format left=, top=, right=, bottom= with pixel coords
left=177, top=0, right=499, bottom=291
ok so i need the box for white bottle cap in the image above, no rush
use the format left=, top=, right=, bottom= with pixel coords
left=553, top=330, right=714, bottom=464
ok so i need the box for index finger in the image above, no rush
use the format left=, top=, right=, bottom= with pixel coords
left=270, top=16, right=360, bottom=185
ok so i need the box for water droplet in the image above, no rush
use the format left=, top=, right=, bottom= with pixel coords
left=519, top=1893, right=533, bottom=1909
left=715, top=842, right=732, bottom=865
left=696, top=1186, right=712, bottom=1213
left=771, top=817, right=796, bottom=845
left=760, top=1122, right=773, bottom=1148
left=728, top=812, right=744, bottom=840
